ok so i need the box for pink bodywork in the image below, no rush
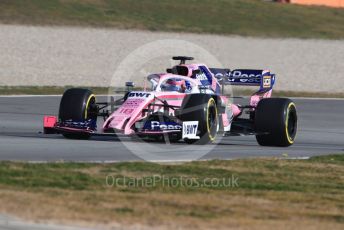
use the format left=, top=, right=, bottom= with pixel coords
left=43, top=116, right=57, bottom=128
left=102, top=62, right=237, bottom=135
left=103, top=91, right=186, bottom=135
left=103, top=73, right=201, bottom=135
left=250, top=89, right=272, bottom=107
left=43, top=63, right=273, bottom=135
left=103, top=64, right=272, bottom=135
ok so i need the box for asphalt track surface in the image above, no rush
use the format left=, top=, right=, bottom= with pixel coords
left=0, top=214, right=91, bottom=230
left=0, top=96, right=343, bottom=162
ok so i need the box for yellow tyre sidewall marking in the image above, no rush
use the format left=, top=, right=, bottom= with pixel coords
left=84, top=94, right=96, bottom=119
left=285, top=102, right=296, bottom=144
left=206, top=98, right=218, bottom=142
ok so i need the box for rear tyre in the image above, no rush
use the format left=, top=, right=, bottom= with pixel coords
left=59, top=88, right=97, bottom=140
left=255, top=98, right=297, bottom=147
left=179, top=94, right=219, bottom=144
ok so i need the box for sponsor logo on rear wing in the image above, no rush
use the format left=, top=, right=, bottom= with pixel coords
left=210, top=68, right=275, bottom=92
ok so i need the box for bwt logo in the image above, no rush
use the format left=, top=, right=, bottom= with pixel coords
left=182, top=121, right=199, bottom=139
left=183, top=123, right=198, bottom=135
left=128, top=92, right=151, bottom=98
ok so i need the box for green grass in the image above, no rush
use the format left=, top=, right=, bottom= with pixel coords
left=309, top=154, right=344, bottom=164
left=0, top=154, right=343, bottom=192
left=0, top=154, right=343, bottom=228
left=0, top=0, right=344, bottom=39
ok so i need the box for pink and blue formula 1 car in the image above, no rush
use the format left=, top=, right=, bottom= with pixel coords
left=43, top=56, right=297, bottom=146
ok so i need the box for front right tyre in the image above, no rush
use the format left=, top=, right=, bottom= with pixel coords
left=179, top=94, right=219, bottom=144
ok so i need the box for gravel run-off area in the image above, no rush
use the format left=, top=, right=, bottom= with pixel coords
left=0, top=24, right=343, bottom=93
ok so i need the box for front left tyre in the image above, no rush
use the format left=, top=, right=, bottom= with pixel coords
left=59, top=88, right=97, bottom=139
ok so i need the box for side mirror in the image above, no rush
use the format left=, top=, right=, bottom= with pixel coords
left=125, top=82, right=134, bottom=87
left=125, top=82, right=134, bottom=92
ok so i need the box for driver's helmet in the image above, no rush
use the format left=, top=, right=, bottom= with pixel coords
left=162, top=79, right=186, bottom=92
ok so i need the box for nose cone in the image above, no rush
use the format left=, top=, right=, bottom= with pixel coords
left=103, top=91, right=155, bottom=133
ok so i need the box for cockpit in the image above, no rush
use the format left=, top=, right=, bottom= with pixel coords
left=146, top=74, right=197, bottom=93
left=160, top=78, right=187, bottom=93
left=144, top=56, right=212, bottom=94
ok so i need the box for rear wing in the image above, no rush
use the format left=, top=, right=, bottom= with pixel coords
left=209, top=68, right=275, bottom=93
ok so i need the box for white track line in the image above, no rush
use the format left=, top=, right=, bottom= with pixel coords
left=24, top=157, right=312, bottom=164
